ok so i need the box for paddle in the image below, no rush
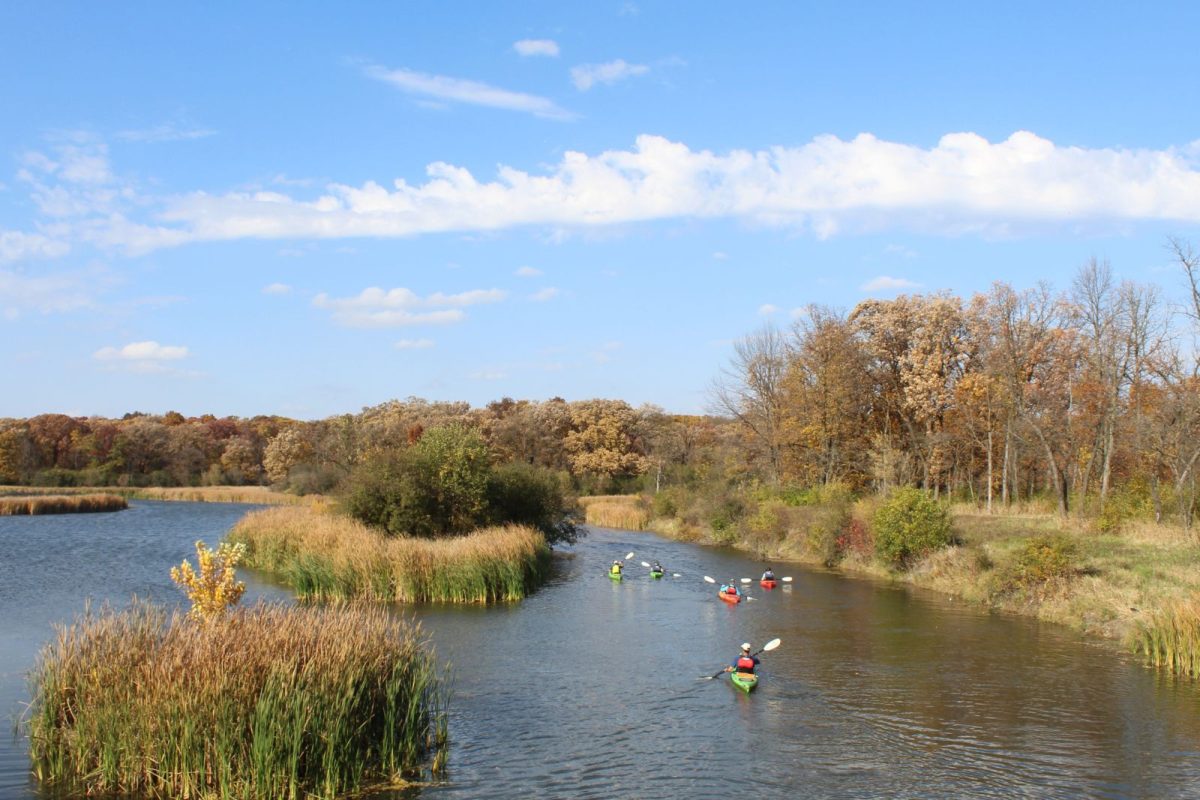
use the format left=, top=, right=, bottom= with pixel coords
left=704, top=638, right=782, bottom=679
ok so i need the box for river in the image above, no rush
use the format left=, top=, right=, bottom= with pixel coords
left=1, top=502, right=1198, bottom=798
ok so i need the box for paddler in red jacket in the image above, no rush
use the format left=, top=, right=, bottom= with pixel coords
left=725, top=643, right=759, bottom=675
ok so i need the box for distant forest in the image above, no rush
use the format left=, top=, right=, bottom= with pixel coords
left=5, top=241, right=1200, bottom=527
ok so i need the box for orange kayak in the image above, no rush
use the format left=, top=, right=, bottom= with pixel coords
left=718, top=590, right=741, bottom=604
left=760, top=579, right=778, bottom=589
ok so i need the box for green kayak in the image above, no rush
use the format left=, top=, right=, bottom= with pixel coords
left=650, top=570, right=664, bottom=579
left=608, top=571, right=623, bottom=581
left=730, top=671, right=758, bottom=693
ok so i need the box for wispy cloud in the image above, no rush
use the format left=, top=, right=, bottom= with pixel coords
left=394, top=338, right=435, bottom=350
left=115, top=124, right=216, bottom=143
left=513, top=39, right=559, bottom=57
left=313, top=286, right=506, bottom=328
left=262, top=282, right=292, bottom=295
left=711, top=251, right=728, bottom=261
left=364, top=64, right=573, bottom=120
left=515, top=265, right=543, bottom=277
left=94, top=340, right=188, bottom=361
left=530, top=287, right=560, bottom=301
left=570, top=59, right=649, bottom=90
left=0, top=267, right=93, bottom=319
left=0, top=230, right=70, bottom=263
left=861, top=275, right=921, bottom=292
left=758, top=303, right=779, bottom=315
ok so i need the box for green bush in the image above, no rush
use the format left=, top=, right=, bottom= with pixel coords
left=999, top=534, right=1077, bottom=592
left=340, top=425, right=490, bottom=537
left=872, top=487, right=952, bottom=568
left=1096, top=483, right=1153, bottom=533
left=486, top=463, right=578, bottom=546
left=806, top=500, right=852, bottom=567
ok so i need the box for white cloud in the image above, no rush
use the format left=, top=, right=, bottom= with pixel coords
left=394, top=338, right=435, bottom=350
left=115, top=124, right=216, bottom=143
left=711, top=251, right=729, bottom=261
left=758, top=303, right=779, bottom=315
left=530, top=287, right=560, bottom=301
left=0, top=230, right=70, bottom=263
left=513, top=39, right=559, bottom=57
left=883, top=243, right=918, bottom=259
left=94, top=340, right=188, bottom=361
left=570, top=59, right=649, bottom=90
left=515, top=265, right=543, bottom=277
left=0, top=268, right=92, bottom=317
left=18, top=131, right=1200, bottom=258
left=861, top=275, right=921, bottom=292
left=262, top=282, right=292, bottom=295
left=313, top=286, right=506, bottom=327
left=364, top=64, right=573, bottom=120
left=471, top=369, right=508, bottom=381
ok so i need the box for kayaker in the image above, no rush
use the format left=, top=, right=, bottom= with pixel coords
left=720, top=580, right=740, bottom=597
left=725, top=643, right=759, bottom=675
left=651, top=561, right=663, bottom=573
left=610, top=560, right=624, bottom=576
left=762, top=567, right=775, bottom=581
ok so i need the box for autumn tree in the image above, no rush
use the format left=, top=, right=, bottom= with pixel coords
left=710, top=324, right=790, bottom=483
left=564, top=399, right=648, bottom=489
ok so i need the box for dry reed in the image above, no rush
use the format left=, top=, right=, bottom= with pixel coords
left=0, top=493, right=127, bottom=515
left=26, top=600, right=447, bottom=799
left=228, top=506, right=551, bottom=602
left=578, top=495, right=649, bottom=531
left=1131, top=596, right=1200, bottom=678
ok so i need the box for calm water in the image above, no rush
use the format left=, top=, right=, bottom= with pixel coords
left=2, top=504, right=1199, bottom=798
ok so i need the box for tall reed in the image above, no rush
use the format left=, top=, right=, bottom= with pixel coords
left=26, top=600, right=447, bottom=799
left=578, top=495, right=649, bottom=531
left=0, top=493, right=127, bottom=515
left=1131, top=597, right=1200, bottom=678
left=228, top=506, right=551, bottom=602
left=119, top=486, right=309, bottom=505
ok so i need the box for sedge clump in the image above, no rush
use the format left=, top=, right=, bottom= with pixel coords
left=170, top=540, right=246, bottom=622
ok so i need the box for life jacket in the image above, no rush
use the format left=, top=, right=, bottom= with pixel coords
left=611, top=564, right=622, bottom=574
left=736, top=655, right=756, bottom=673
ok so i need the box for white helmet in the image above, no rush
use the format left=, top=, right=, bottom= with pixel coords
left=741, top=642, right=752, bottom=651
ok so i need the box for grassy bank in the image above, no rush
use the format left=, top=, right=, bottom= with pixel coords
left=0, top=493, right=127, bottom=515
left=228, top=506, right=551, bottom=602
left=0, top=484, right=309, bottom=505
left=579, top=494, right=650, bottom=530
left=586, top=492, right=1200, bottom=677
left=26, top=601, right=447, bottom=799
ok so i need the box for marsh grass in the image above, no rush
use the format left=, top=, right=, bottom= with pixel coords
left=1131, top=597, right=1200, bottom=678
left=0, top=484, right=309, bottom=505
left=26, top=600, right=447, bottom=799
left=0, top=493, right=127, bottom=515
left=229, top=507, right=551, bottom=602
left=578, top=495, right=649, bottom=530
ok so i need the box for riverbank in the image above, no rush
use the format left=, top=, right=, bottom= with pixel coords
left=0, top=493, right=127, bottom=515
left=584, top=494, right=1200, bottom=673
left=0, top=484, right=310, bottom=505
left=228, top=506, right=551, bottom=602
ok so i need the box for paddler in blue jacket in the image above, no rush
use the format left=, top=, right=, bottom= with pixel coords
left=725, top=643, right=759, bottom=675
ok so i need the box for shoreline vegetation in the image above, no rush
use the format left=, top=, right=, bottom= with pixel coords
left=584, top=492, right=1200, bottom=676
left=0, top=484, right=307, bottom=505
left=229, top=506, right=551, bottom=603
left=26, top=600, right=447, bottom=799
left=0, top=493, right=127, bottom=515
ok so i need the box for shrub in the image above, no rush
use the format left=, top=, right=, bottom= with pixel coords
left=486, top=463, right=578, bottom=546
left=991, top=534, right=1077, bottom=596
left=806, top=500, right=853, bottom=567
left=872, top=487, right=952, bottom=568
left=1096, top=484, right=1154, bottom=533
left=169, top=540, right=247, bottom=623
left=340, top=424, right=489, bottom=537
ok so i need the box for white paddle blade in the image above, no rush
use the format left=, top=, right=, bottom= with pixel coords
left=740, top=578, right=752, bottom=583
left=782, top=576, right=793, bottom=582
left=703, top=575, right=716, bottom=583
left=641, top=561, right=651, bottom=568
left=625, top=552, right=634, bottom=560
left=673, top=573, right=681, bottom=577
left=762, top=637, right=781, bottom=651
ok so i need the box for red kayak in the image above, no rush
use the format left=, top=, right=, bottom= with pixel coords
left=718, top=590, right=741, bottom=604
left=760, top=579, right=778, bottom=589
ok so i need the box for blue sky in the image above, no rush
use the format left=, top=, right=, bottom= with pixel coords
left=3, top=1, right=1200, bottom=418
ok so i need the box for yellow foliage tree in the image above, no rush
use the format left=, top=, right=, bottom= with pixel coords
left=170, top=540, right=247, bottom=622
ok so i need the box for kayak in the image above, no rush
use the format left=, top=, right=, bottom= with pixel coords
left=609, top=571, right=623, bottom=581
left=650, top=570, right=664, bottom=579
left=760, top=579, right=778, bottom=589
left=730, top=671, right=758, bottom=693
left=718, top=590, right=741, bottom=604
